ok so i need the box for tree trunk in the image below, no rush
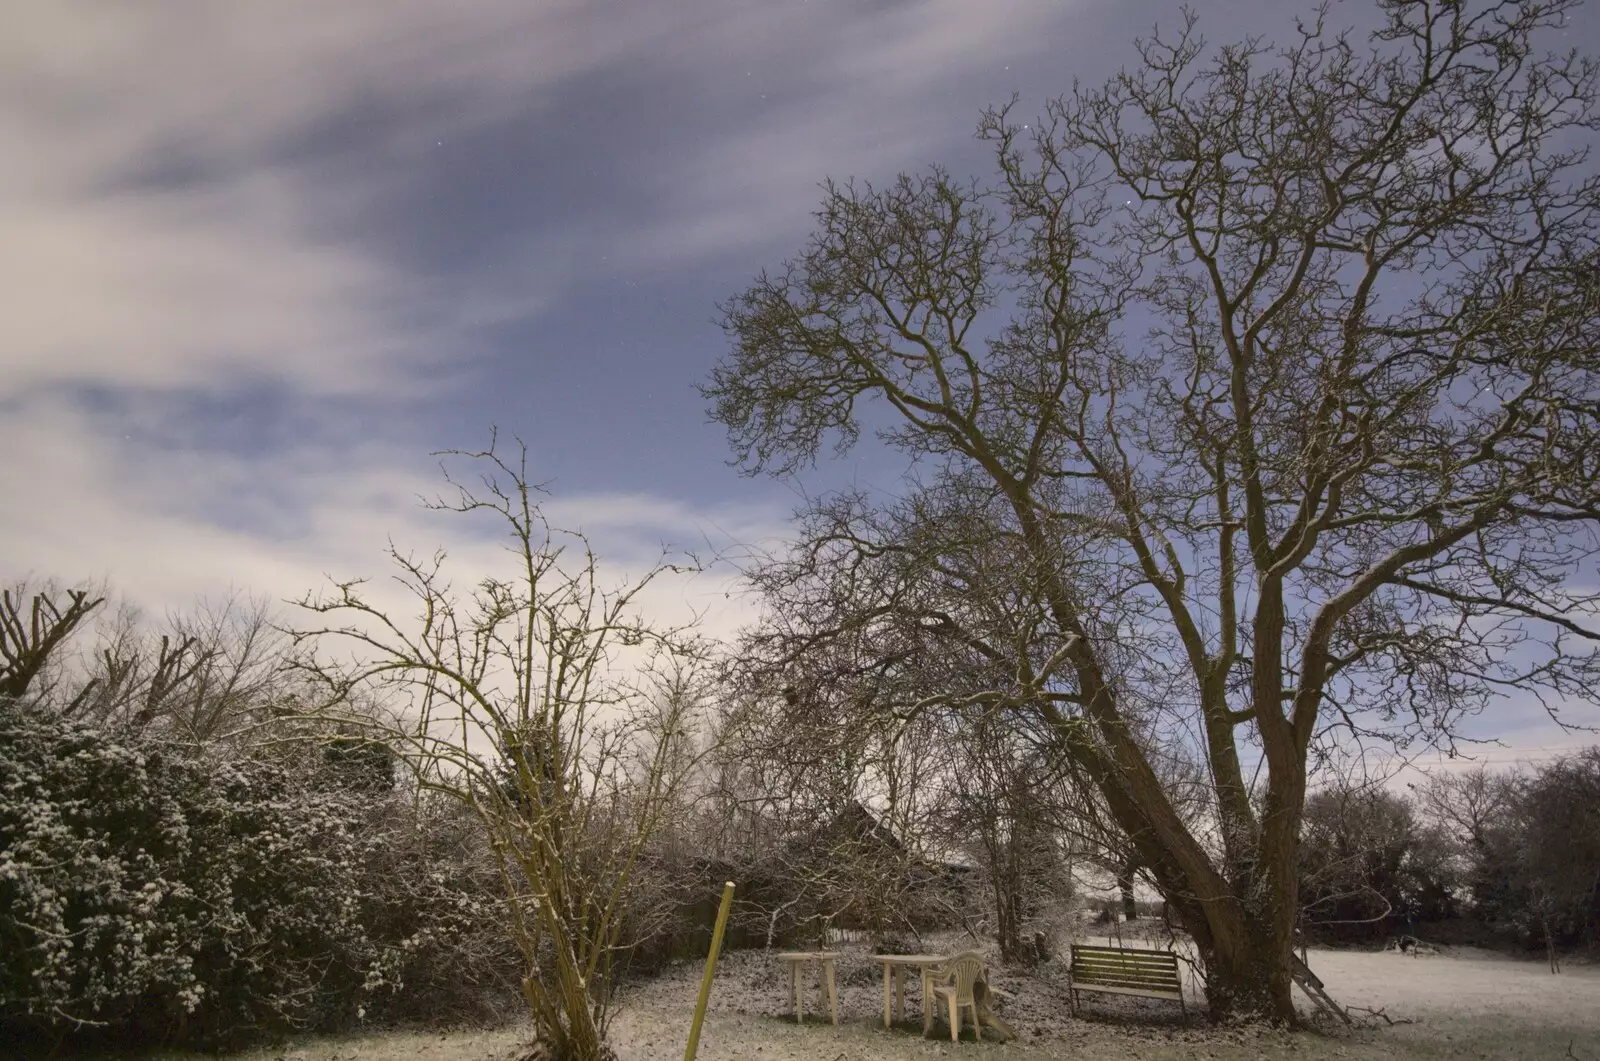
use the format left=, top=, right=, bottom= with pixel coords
left=988, top=832, right=1030, bottom=963
left=993, top=872, right=1028, bottom=963
left=1200, top=933, right=1295, bottom=1021
left=1163, top=874, right=1299, bottom=1022
left=1118, top=857, right=1139, bottom=921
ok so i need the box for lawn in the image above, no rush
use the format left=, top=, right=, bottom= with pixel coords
left=127, top=938, right=1600, bottom=1061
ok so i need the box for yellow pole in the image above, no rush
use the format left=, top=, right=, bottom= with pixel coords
left=684, top=880, right=736, bottom=1061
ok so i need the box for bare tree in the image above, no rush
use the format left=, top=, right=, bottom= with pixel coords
left=1297, top=781, right=1457, bottom=942
left=1417, top=753, right=1600, bottom=958
left=287, top=438, right=708, bottom=1061
left=0, top=581, right=105, bottom=704
left=704, top=666, right=942, bottom=948
left=940, top=711, right=1072, bottom=963
left=703, top=0, right=1600, bottom=1018
left=48, top=591, right=296, bottom=745
left=1413, top=764, right=1520, bottom=911
left=1511, top=750, right=1600, bottom=960
left=1414, top=766, right=1518, bottom=854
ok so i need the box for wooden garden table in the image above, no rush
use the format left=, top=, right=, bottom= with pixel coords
left=775, top=951, right=840, bottom=1025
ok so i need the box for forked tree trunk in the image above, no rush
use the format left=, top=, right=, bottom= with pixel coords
left=1199, top=931, right=1296, bottom=1021
left=1138, top=689, right=1308, bottom=1023
left=1162, top=845, right=1301, bottom=1021
left=1076, top=777, right=1302, bottom=1020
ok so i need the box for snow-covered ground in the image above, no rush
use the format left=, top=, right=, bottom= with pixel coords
left=134, top=936, right=1600, bottom=1061
left=1306, top=944, right=1600, bottom=1058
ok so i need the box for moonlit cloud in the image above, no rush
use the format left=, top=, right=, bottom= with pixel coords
left=6, top=0, right=957, bottom=622
left=1, top=1, right=684, bottom=403
left=1, top=0, right=1079, bottom=402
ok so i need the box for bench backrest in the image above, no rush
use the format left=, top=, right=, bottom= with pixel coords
left=1070, top=945, right=1181, bottom=992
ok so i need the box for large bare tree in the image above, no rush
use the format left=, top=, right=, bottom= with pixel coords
left=704, top=0, right=1600, bottom=1018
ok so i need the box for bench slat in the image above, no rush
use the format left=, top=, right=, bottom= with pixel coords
left=1073, top=972, right=1181, bottom=986
left=1073, top=960, right=1179, bottom=972
left=1075, top=972, right=1177, bottom=992
left=1072, top=971, right=1180, bottom=985
left=1073, top=983, right=1184, bottom=1001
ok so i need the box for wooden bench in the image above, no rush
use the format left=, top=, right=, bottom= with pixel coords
left=1068, top=945, right=1186, bottom=1017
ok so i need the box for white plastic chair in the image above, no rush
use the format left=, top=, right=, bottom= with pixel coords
left=927, top=950, right=985, bottom=1042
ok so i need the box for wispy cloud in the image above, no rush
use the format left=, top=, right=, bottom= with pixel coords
left=1, top=0, right=687, bottom=403
left=0, top=0, right=1077, bottom=633
left=607, top=0, right=1081, bottom=267
left=0, top=394, right=785, bottom=644
left=3, top=0, right=1080, bottom=402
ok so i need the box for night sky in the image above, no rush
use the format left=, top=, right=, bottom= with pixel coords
left=5, top=0, right=1596, bottom=761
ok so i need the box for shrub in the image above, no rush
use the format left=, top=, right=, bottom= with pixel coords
left=0, top=701, right=513, bottom=1051
left=1297, top=786, right=1457, bottom=942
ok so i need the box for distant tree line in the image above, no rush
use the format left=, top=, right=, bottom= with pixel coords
left=1297, top=757, right=1600, bottom=956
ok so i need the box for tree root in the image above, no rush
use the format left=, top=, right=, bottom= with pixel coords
left=1345, top=1004, right=1416, bottom=1027
left=972, top=978, right=1018, bottom=1042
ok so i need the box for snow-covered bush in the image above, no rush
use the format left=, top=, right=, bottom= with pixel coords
left=0, top=700, right=514, bottom=1049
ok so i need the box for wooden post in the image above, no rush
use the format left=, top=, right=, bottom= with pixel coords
left=685, top=881, right=736, bottom=1061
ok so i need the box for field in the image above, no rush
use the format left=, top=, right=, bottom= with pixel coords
left=134, top=938, right=1600, bottom=1061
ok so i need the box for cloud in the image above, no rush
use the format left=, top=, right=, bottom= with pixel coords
left=614, top=0, right=1083, bottom=267
left=0, top=0, right=1087, bottom=407
left=2, top=0, right=1081, bottom=404
left=0, top=0, right=1074, bottom=661
left=0, top=174, right=432, bottom=398
left=0, top=392, right=785, bottom=647
left=0, top=0, right=688, bottom=403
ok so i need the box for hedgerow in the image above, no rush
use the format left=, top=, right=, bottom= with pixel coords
left=0, top=700, right=516, bottom=1051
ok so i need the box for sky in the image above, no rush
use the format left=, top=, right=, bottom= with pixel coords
left=3, top=0, right=1597, bottom=765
